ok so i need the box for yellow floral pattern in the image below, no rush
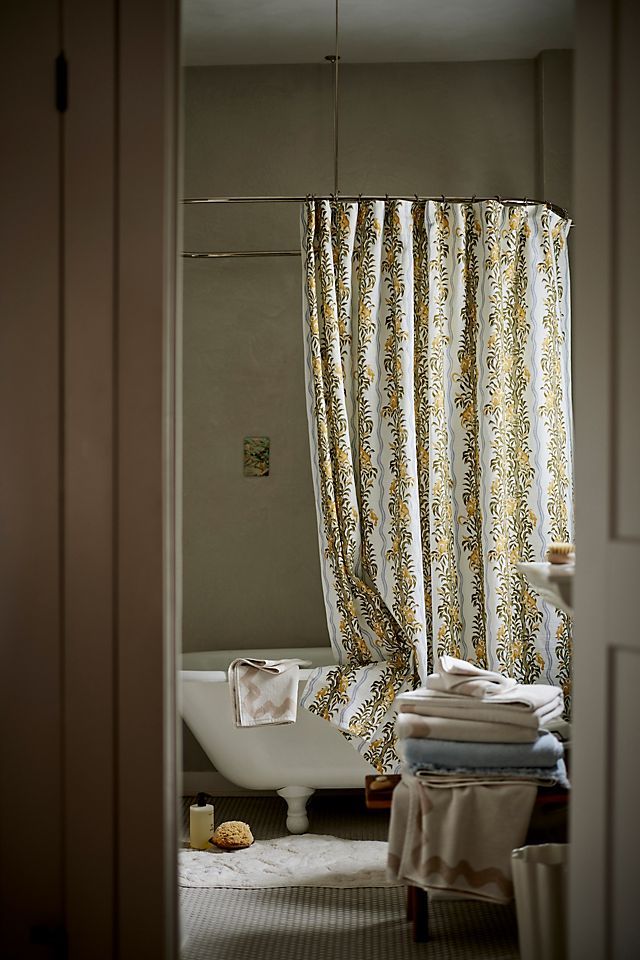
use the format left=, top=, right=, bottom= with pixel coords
left=301, top=199, right=574, bottom=770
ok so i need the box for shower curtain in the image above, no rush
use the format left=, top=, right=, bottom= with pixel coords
left=300, top=198, right=573, bottom=772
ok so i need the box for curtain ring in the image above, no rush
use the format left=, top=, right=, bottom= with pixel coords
left=441, top=194, right=445, bottom=204
left=495, top=195, right=501, bottom=203
left=471, top=194, right=477, bottom=203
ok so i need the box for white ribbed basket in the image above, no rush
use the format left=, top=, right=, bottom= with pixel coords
left=511, top=843, right=568, bottom=960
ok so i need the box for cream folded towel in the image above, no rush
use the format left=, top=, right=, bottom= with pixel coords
left=397, top=698, right=562, bottom=729
left=228, top=658, right=311, bottom=727
left=426, top=654, right=518, bottom=698
left=397, top=678, right=564, bottom=730
left=413, top=682, right=563, bottom=711
left=395, top=712, right=541, bottom=744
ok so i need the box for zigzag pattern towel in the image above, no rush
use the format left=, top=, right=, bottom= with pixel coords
left=228, top=658, right=311, bottom=727
left=387, top=774, right=538, bottom=903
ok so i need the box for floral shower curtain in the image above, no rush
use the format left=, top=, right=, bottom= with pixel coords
left=300, top=198, right=573, bottom=772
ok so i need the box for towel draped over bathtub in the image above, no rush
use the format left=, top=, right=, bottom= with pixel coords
left=228, top=658, right=312, bottom=727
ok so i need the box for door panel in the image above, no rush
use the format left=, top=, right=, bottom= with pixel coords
left=63, top=0, right=116, bottom=954
left=0, top=2, right=64, bottom=956
left=0, top=2, right=179, bottom=956
left=615, top=0, right=640, bottom=539
left=571, top=0, right=640, bottom=957
left=611, top=650, right=640, bottom=960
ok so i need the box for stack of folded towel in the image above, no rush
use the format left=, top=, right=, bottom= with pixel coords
left=387, top=655, right=569, bottom=904
left=396, top=654, right=568, bottom=786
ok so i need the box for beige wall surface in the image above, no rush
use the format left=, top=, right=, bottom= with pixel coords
left=537, top=50, right=574, bottom=215
left=182, top=58, right=571, bottom=660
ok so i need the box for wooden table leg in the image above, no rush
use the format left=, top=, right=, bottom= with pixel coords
left=406, top=884, right=415, bottom=921
left=412, top=886, right=429, bottom=943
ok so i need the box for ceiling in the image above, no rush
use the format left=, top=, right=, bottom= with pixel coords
left=182, top=0, right=574, bottom=66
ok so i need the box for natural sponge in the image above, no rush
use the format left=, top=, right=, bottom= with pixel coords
left=211, top=820, right=254, bottom=850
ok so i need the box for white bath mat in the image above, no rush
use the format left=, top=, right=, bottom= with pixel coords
left=178, top=834, right=399, bottom=889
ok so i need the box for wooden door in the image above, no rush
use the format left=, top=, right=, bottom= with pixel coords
left=0, top=1, right=179, bottom=956
left=0, top=3, right=65, bottom=955
left=570, top=0, right=640, bottom=957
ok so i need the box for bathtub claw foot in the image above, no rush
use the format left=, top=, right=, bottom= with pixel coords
left=277, top=786, right=315, bottom=834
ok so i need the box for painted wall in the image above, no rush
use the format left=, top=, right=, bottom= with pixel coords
left=537, top=50, right=573, bottom=214
left=181, top=57, right=572, bottom=771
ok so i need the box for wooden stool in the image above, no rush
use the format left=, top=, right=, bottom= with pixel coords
left=364, top=774, right=569, bottom=944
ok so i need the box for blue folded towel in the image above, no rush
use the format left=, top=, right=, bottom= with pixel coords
left=399, top=731, right=563, bottom=770
left=408, top=758, right=570, bottom=790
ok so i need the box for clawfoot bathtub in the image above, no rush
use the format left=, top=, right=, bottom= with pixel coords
left=180, top=646, right=375, bottom=832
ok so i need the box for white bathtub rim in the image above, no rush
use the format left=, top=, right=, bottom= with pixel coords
left=180, top=645, right=337, bottom=684
left=180, top=645, right=336, bottom=672
left=181, top=670, right=227, bottom=683
left=181, top=668, right=317, bottom=684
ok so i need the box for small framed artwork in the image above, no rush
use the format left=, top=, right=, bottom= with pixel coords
left=243, top=436, right=270, bottom=477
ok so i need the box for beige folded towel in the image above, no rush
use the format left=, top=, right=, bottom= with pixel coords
left=395, top=712, right=541, bottom=744
left=228, top=658, right=311, bottom=728
left=396, top=679, right=563, bottom=729
left=397, top=697, right=562, bottom=730
left=426, top=655, right=518, bottom=698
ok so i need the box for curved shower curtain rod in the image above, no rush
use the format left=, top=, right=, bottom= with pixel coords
left=181, top=195, right=571, bottom=258
left=182, top=194, right=569, bottom=219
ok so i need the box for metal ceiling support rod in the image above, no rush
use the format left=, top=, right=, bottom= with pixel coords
left=333, top=0, right=339, bottom=194
left=324, top=0, right=340, bottom=194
